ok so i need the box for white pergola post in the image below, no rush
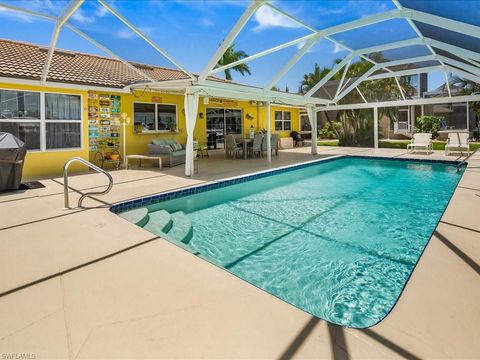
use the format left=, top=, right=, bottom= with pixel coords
left=266, top=101, right=271, bottom=163
left=467, top=101, right=470, bottom=132
left=307, top=105, right=317, bottom=155
left=373, top=106, right=379, bottom=149
left=184, top=91, right=199, bottom=177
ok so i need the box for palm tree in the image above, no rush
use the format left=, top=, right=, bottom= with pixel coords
left=216, top=43, right=251, bottom=81
left=298, top=63, right=333, bottom=95
left=298, top=56, right=414, bottom=145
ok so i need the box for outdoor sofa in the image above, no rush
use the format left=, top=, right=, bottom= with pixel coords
left=148, top=139, right=186, bottom=167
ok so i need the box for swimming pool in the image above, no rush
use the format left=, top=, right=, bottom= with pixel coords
left=114, top=156, right=463, bottom=328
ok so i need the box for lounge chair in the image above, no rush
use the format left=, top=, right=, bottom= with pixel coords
left=225, top=134, right=242, bottom=159
left=407, top=133, right=433, bottom=154
left=445, top=132, right=470, bottom=155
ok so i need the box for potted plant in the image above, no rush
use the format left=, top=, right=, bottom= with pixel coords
left=166, top=117, right=175, bottom=132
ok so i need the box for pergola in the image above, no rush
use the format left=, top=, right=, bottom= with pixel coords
left=2, top=0, right=480, bottom=176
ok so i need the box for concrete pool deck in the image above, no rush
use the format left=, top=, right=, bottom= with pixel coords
left=0, top=146, right=479, bottom=359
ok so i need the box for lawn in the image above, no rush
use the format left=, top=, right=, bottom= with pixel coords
left=316, top=139, right=480, bottom=152
left=317, top=139, right=339, bottom=146
left=379, top=139, right=480, bottom=151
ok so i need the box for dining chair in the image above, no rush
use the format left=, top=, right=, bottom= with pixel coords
left=271, top=134, right=279, bottom=156
left=225, top=134, right=242, bottom=159
left=248, top=133, right=263, bottom=158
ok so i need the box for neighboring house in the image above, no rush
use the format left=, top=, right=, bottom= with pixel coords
left=0, top=39, right=302, bottom=178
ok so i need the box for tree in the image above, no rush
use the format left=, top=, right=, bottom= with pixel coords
left=216, top=43, right=251, bottom=81
left=298, top=55, right=414, bottom=146
left=298, top=63, right=333, bottom=95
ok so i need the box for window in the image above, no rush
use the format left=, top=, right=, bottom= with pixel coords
left=275, top=110, right=291, bottom=131
left=0, top=89, right=82, bottom=151
left=157, top=104, right=177, bottom=131
left=134, top=102, right=177, bottom=132
left=45, top=94, right=81, bottom=149
left=0, top=90, right=41, bottom=150
left=134, top=103, right=155, bottom=131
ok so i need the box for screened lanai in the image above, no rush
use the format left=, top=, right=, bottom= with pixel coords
left=1, top=0, right=480, bottom=175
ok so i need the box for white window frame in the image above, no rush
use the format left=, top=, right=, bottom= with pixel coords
left=133, top=101, right=178, bottom=133
left=0, top=88, right=83, bottom=152
left=274, top=110, right=292, bottom=131
left=393, top=107, right=411, bottom=133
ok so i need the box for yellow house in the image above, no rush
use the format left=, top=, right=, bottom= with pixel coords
left=0, top=39, right=303, bottom=179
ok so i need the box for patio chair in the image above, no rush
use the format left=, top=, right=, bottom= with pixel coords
left=261, top=134, right=269, bottom=157
left=247, top=133, right=263, bottom=158
left=445, top=132, right=470, bottom=155
left=225, top=134, right=242, bottom=159
left=271, top=134, right=279, bottom=156
left=406, top=133, right=433, bottom=154
left=193, top=140, right=209, bottom=158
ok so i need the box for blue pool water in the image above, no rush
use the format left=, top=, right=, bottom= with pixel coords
left=127, top=157, right=463, bottom=328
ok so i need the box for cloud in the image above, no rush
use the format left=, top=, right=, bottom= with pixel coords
left=200, top=18, right=214, bottom=28
left=332, top=43, right=347, bottom=54
left=115, top=26, right=155, bottom=39
left=94, top=4, right=110, bottom=18
left=296, top=40, right=314, bottom=53
left=317, top=6, right=349, bottom=16
left=0, top=7, right=35, bottom=23
left=71, top=9, right=96, bottom=25
left=253, top=6, right=301, bottom=31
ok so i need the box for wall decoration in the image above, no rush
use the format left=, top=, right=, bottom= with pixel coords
left=88, top=91, right=121, bottom=156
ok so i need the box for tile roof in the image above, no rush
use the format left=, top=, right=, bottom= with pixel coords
left=0, top=39, right=194, bottom=89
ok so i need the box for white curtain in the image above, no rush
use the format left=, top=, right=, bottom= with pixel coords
left=184, top=92, right=199, bottom=176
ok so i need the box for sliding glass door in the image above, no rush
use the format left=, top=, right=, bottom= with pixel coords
left=206, top=108, right=242, bottom=149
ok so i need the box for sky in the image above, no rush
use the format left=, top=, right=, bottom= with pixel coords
left=0, top=0, right=463, bottom=94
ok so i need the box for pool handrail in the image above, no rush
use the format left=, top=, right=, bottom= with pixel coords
left=457, top=148, right=477, bottom=172
left=63, top=157, right=113, bottom=209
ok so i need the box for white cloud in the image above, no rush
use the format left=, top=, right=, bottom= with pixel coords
left=253, top=6, right=300, bottom=31
left=115, top=26, right=155, bottom=39
left=71, top=9, right=96, bottom=25
left=200, top=18, right=214, bottom=28
left=116, top=28, right=135, bottom=39
left=296, top=40, right=314, bottom=53
left=332, top=43, right=346, bottom=54
left=0, top=7, right=35, bottom=23
left=94, top=4, right=110, bottom=18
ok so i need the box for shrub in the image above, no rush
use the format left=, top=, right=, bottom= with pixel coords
left=318, top=122, right=341, bottom=139
left=415, top=115, right=443, bottom=138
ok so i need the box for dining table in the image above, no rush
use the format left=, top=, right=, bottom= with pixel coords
left=236, top=137, right=254, bottom=159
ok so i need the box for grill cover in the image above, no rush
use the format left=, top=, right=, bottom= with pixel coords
left=0, top=132, right=26, bottom=190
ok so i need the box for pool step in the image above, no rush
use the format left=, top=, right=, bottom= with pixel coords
left=143, top=210, right=173, bottom=234
left=164, top=211, right=193, bottom=244
left=119, top=208, right=149, bottom=227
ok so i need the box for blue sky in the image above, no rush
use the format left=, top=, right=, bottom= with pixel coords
left=0, top=0, right=450, bottom=92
